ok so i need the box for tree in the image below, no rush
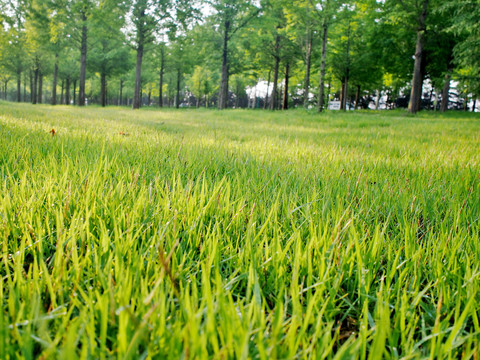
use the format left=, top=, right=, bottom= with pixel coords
left=208, top=0, right=260, bottom=109
left=88, top=0, right=130, bottom=107
left=444, top=0, right=480, bottom=110
left=130, top=0, right=197, bottom=109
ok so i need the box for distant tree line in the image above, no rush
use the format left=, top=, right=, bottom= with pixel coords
left=0, top=0, right=478, bottom=113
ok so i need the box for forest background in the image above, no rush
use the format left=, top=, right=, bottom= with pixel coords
left=0, top=0, right=479, bottom=113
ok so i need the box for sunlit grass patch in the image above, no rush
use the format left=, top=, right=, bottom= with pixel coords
left=1, top=101, right=479, bottom=358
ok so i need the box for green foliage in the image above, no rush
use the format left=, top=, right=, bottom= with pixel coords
left=88, top=0, right=132, bottom=77
left=442, top=0, right=480, bottom=97
left=187, top=65, right=219, bottom=106
left=0, top=0, right=478, bottom=107
left=1, top=102, right=479, bottom=357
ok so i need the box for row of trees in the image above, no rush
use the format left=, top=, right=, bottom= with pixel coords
left=0, top=0, right=479, bottom=113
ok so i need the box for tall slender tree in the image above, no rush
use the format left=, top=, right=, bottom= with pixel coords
left=208, top=0, right=260, bottom=109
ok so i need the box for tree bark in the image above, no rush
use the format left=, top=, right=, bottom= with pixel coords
left=408, top=0, right=429, bottom=114
left=303, top=30, right=312, bottom=108
left=354, top=85, right=360, bottom=110
left=440, top=70, right=450, bottom=112
left=37, top=72, right=43, bottom=104
left=270, top=35, right=281, bottom=111
left=283, top=62, right=290, bottom=110
left=32, top=68, right=38, bottom=104
left=343, top=73, right=349, bottom=111
left=218, top=20, right=230, bottom=109
left=100, top=73, right=106, bottom=107
left=119, top=79, right=123, bottom=106
left=29, top=70, right=33, bottom=103
left=79, top=10, right=88, bottom=106
left=270, top=57, right=280, bottom=110
left=66, top=77, right=71, bottom=105
left=17, top=70, right=21, bottom=102
left=472, top=99, right=476, bottom=112
left=73, top=80, right=77, bottom=105
left=61, top=80, right=64, bottom=104
left=317, top=23, right=328, bottom=112
left=23, top=72, right=26, bottom=102
left=159, top=47, right=164, bottom=107
left=339, top=79, right=345, bottom=111
left=133, top=42, right=144, bottom=109
left=264, top=70, right=271, bottom=110
left=175, top=69, right=181, bottom=109
left=52, top=55, right=58, bottom=105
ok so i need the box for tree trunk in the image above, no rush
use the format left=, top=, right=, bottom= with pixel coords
left=472, top=99, right=476, bottom=112
left=52, top=55, right=58, bottom=105
left=218, top=20, right=230, bottom=109
left=159, top=47, right=164, bottom=107
left=408, top=0, right=429, bottom=114
left=32, top=68, right=38, bottom=104
left=175, top=69, right=181, bottom=109
left=29, top=70, right=33, bottom=103
left=283, top=62, right=290, bottom=110
left=326, top=79, right=331, bottom=107
left=340, top=79, right=345, bottom=111
left=148, top=90, right=151, bottom=106
left=303, top=30, right=312, bottom=108
left=119, top=79, right=123, bottom=106
left=133, top=43, right=144, bottom=109
left=464, top=96, right=468, bottom=111
left=23, top=72, right=26, bottom=102
left=440, top=71, right=450, bottom=112
left=270, top=34, right=281, bottom=111
left=17, top=70, right=21, bottom=102
left=79, top=10, right=88, bottom=106
left=37, top=72, right=43, bottom=104
left=61, top=80, right=64, bottom=104
left=270, top=57, right=280, bottom=110
left=343, top=73, right=349, bottom=111
left=100, top=73, right=106, bottom=107
left=375, top=90, right=381, bottom=110
left=73, top=80, right=77, bottom=105
left=342, top=23, right=351, bottom=112
left=66, top=77, right=71, bottom=105
left=354, top=85, right=360, bottom=110
left=264, top=70, right=271, bottom=110
left=317, top=23, right=328, bottom=112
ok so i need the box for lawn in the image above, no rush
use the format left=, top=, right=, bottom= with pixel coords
left=0, top=101, right=479, bottom=359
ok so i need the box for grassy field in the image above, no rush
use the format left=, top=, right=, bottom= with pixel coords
left=0, top=101, right=479, bottom=359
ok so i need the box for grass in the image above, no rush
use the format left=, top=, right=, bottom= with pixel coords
left=0, top=101, right=479, bottom=359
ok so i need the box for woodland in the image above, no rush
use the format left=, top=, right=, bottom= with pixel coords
left=0, top=0, right=479, bottom=113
